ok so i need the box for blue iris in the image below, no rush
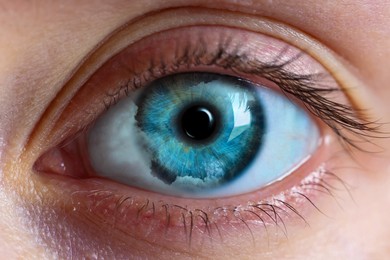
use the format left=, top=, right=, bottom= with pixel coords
left=87, top=72, right=319, bottom=198
left=135, top=73, right=265, bottom=191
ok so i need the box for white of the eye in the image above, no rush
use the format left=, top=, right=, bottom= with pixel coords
left=88, top=83, right=319, bottom=198
left=195, top=87, right=319, bottom=197
left=87, top=96, right=176, bottom=193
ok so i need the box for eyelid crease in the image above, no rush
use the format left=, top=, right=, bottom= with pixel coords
left=26, top=7, right=383, bottom=157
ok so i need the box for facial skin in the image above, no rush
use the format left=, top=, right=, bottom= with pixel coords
left=0, top=0, right=390, bottom=259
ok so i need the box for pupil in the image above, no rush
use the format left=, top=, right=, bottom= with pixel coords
left=181, top=105, right=217, bottom=140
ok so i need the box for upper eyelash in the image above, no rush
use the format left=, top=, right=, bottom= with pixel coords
left=255, top=57, right=383, bottom=152
left=104, top=35, right=383, bottom=151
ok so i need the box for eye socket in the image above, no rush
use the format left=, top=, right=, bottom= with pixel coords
left=87, top=72, right=319, bottom=198
left=31, top=21, right=378, bottom=253
left=25, top=8, right=387, bottom=256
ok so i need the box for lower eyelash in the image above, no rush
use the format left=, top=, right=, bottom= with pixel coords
left=67, top=163, right=351, bottom=249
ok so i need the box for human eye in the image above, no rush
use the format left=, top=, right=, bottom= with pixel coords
left=78, top=71, right=319, bottom=198
left=32, top=7, right=382, bottom=257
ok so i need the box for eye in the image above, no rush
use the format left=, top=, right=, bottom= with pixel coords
left=87, top=72, right=319, bottom=198
left=33, top=16, right=379, bottom=254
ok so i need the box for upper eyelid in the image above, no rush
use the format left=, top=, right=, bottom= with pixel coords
left=26, top=7, right=376, bottom=153
left=104, top=34, right=379, bottom=151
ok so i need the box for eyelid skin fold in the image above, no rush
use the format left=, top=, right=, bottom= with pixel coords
left=27, top=7, right=376, bottom=153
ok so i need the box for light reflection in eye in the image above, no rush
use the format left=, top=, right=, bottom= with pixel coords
left=87, top=72, right=319, bottom=198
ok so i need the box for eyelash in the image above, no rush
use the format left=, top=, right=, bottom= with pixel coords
left=102, top=35, right=381, bottom=152
left=37, top=27, right=379, bottom=250
left=70, top=163, right=350, bottom=246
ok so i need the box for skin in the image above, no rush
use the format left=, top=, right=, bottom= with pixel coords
left=0, top=0, right=390, bottom=259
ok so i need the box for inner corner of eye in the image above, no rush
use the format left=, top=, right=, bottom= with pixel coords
left=33, top=127, right=95, bottom=178
left=42, top=72, right=318, bottom=198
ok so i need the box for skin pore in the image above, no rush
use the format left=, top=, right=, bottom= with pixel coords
left=0, top=0, right=390, bottom=259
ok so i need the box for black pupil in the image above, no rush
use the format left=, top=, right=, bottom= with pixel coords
left=181, top=105, right=216, bottom=140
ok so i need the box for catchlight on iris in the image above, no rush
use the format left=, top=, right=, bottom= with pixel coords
left=87, top=72, right=319, bottom=198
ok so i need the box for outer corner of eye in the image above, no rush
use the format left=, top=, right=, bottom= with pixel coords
left=35, top=71, right=321, bottom=199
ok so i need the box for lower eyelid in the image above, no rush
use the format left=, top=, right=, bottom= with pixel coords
left=33, top=128, right=338, bottom=253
